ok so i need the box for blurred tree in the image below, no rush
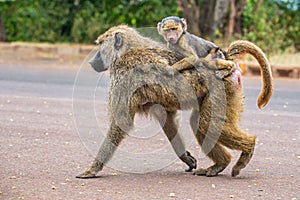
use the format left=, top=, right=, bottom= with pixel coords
left=0, top=0, right=298, bottom=53
left=70, top=0, right=179, bottom=42
left=0, top=0, right=13, bottom=41
left=178, top=0, right=245, bottom=42
left=233, top=0, right=246, bottom=36
left=243, top=0, right=300, bottom=54
left=0, top=18, right=6, bottom=41
left=276, top=0, right=300, bottom=51
left=177, top=0, right=201, bottom=36
left=178, top=0, right=299, bottom=52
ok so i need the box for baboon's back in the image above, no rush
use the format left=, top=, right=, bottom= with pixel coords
left=110, top=48, right=212, bottom=112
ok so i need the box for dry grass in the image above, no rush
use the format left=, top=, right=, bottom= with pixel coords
left=269, top=53, right=300, bottom=67
left=242, top=52, right=300, bottom=68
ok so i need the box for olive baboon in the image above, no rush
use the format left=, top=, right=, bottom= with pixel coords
left=76, top=25, right=272, bottom=178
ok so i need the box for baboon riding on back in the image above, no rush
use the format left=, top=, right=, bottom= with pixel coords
left=76, top=25, right=273, bottom=178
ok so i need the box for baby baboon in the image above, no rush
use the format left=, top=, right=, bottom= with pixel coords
left=157, top=16, right=235, bottom=78
left=157, top=16, right=272, bottom=108
left=157, top=16, right=217, bottom=58
left=76, top=25, right=272, bottom=178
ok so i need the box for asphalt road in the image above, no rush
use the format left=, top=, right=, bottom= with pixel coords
left=0, top=61, right=299, bottom=200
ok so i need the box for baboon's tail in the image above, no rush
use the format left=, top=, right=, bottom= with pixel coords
left=226, top=40, right=273, bottom=109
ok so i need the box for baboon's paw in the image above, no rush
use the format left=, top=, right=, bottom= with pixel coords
left=185, top=162, right=197, bottom=172
left=182, top=151, right=197, bottom=172
left=206, top=169, right=221, bottom=177
left=76, top=170, right=97, bottom=179
left=194, top=164, right=227, bottom=177
left=231, top=168, right=241, bottom=177
left=206, top=164, right=226, bottom=177
left=231, top=140, right=256, bottom=177
left=185, top=167, right=194, bottom=172
left=193, top=168, right=208, bottom=176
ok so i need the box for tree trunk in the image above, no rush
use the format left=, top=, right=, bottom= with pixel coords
left=233, top=0, right=246, bottom=36
left=199, top=0, right=216, bottom=38
left=178, top=0, right=246, bottom=43
left=253, top=0, right=264, bottom=13
left=200, top=0, right=229, bottom=40
left=177, top=0, right=201, bottom=36
left=214, top=0, right=230, bottom=31
left=0, top=18, right=6, bottom=41
left=225, top=0, right=236, bottom=42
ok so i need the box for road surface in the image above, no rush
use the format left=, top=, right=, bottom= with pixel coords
left=0, top=60, right=299, bottom=200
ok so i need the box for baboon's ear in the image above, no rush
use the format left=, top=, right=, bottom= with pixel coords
left=157, top=22, right=162, bottom=34
left=221, top=49, right=227, bottom=57
left=181, top=18, right=187, bottom=31
left=114, top=32, right=123, bottom=50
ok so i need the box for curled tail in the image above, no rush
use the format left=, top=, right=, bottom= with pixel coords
left=225, top=40, right=273, bottom=109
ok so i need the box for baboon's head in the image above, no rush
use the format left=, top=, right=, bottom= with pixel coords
left=89, top=25, right=130, bottom=72
left=209, top=48, right=226, bottom=60
left=157, top=16, right=187, bottom=45
left=89, top=25, right=160, bottom=72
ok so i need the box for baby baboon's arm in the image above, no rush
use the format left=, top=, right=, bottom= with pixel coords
left=170, top=54, right=236, bottom=79
left=170, top=56, right=197, bottom=71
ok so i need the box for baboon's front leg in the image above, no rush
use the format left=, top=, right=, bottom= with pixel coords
left=151, top=108, right=197, bottom=172
left=76, top=120, right=127, bottom=178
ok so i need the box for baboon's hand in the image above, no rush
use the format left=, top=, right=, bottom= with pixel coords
left=180, top=151, right=197, bottom=172
left=76, top=169, right=98, bottom=179
left=215, top=70, right=231, bottom=80
left=215, top=62, right=236, bottom=80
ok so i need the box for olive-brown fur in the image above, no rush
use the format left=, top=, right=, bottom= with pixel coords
left=76, top=25, right=272, bottom=178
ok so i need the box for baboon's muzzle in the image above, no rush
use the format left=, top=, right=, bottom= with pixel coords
left=89, top=51, right=107, bottom=72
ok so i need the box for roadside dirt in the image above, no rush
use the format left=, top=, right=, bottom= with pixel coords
left=0, top=49, right=299, bottom=200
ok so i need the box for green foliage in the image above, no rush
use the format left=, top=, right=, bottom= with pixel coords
left=243, top=0, right=300, bottom=54
left=0, top=0, right=299, bottom=53
left=279, top=0, right=300, bottom=51
left=0, top=0, right=76, bottom=42
left=69, top=0, right=179, bottom=43
left=0, top=0, right=178, bottom=43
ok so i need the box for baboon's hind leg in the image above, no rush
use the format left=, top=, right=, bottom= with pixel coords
left=219, top=128, right=256, bottom=177
left=190, top=107, right=232, bottom=177
left=151, top=108, right=197, bottom=172
left=193, top=132, right=232, bottom=177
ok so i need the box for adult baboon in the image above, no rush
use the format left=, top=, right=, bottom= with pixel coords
left=76, top=25, right=272, bottom=178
